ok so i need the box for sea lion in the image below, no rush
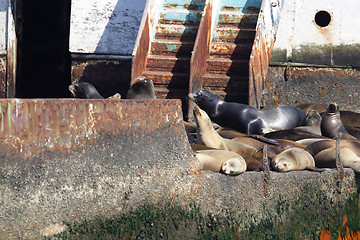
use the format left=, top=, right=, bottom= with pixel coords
left=305, top=139, right=360, bottom=172
left=242, top=155, right=262, bottom=171
left=321, top=102, right=357, bottom=140
left=305, top=109, right=322, bottom=127
left=296, top=103, right=328, bottom=115
left=271, top=147, right=323, bottom=172
left=296, top=138, right=328, bottom=146
left=192, top=105, right=257, bottom=157
left=194, top=149, right=247, bottom=175
left=340, top=111, right=360, bottom=129
left=189, top=89, right=306, bottom=135
left=305, top=139, right=360, bottom=157
left=313, top=147, right=360, bottom=172
left=190, top=143, right=216, bottom=152
left=217, top=128, right=247, bottom=139
left=264, top=128, right=328, bottom=141
left=69, top=80, right=104, bottom=99
left=126, top=76, right=156, bottom=99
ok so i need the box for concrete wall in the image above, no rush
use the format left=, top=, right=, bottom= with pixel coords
left=69, top=0, right=146, bottom=55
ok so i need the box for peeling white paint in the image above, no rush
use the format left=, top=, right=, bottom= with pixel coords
left=70, top=0, right=146, bottom=55
left=273, top=0, right=360, bottom=55
left=0, top=0, right=7, bottom=53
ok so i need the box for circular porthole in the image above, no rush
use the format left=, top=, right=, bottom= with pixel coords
left=315, top=10, right=331, bottom=27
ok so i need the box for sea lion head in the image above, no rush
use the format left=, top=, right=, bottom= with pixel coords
left=272, top=157, right=293, bottom=172
left=189, top=90, right=221, bottom=116
left=327, top=102, right=339, bottom=113
left=193, top=105, right=211, bottom=127
left=126, top=76, right=156, bottom=99
left=305, top=109, right=322, bottom=127
left=321, top=102, right=348, bottom=138
left=68, top=80, right=104, bottom=99
left=221, top=158, right=246, bottom=175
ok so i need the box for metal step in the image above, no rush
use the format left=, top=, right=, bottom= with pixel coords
left=142, top=70, right=189, bottom=87
left=155, top=24, right=198, bottom=41
left=163, top=0, right=206, bottom=10
left=206, top=57, right=249, bottom=75
left=213, top=27, right=256, bottom=43
left=218, top=12, right=258, bottom=28
left=210, top=42, right=252, bottom=59
left=220, top=0, right=262, bottom=13
left=146, top=55, right=190, bottom=72
left=154, top=86, right=189, bottom=100
left=159, top=9, right=203, bottom=25
left=150, top=40, right=194, bottom=57
left=202, top=73, right=249, bottom=90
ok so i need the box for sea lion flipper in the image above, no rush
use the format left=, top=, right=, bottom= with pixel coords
left=305, top=166, right=326, bottom=172
left=253, top=145, right=277, bottom=158
left=250, top=135, right=280, bottom=146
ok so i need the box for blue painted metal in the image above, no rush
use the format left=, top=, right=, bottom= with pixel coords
left=164, top=0, right=206, bottom=9
left=159, top=10, right=203, bottom=25
left=220, top=0, right=262, bottom=11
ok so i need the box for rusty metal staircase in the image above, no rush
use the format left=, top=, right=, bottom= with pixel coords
left=132, top=0, right=205, bottom=116
left=132, top=0, right=284, bottom=119
left=202, top=0, right=261, bottom=103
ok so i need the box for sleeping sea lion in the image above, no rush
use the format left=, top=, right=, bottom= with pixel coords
left=189, top=89, right=306, bottom=135
left=305, top=139, right=360, bottom=173
left=272, top=147, right=323, bottom=172
left=194, top=149, right=247, bottom=175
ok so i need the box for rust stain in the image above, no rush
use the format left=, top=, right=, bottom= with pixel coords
left=132, top=14, right=151, bottom=81
left=0, top=99, right=184, bottom=161
left=320, top=86, right=326, bottom=95
left=273, top=90, right=279, bottom=107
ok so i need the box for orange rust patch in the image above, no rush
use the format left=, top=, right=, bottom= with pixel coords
left=273, top=91, right=279, bottom=106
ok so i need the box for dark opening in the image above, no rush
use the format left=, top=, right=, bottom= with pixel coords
left=315, top=10, right=331, bottom=27
left=16, top=0, right=72, bottom=98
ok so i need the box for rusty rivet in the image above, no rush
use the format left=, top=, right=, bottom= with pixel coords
left=271, top=2, right=277, bottom=7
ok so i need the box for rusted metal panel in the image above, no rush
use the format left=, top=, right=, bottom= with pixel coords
left=248, top=0, right=284, bottom=107
left=0, top=99, right=192, bottom=176
left=0, top=56, right=6, bottom=98
left=132, top=0, right=164, bottom=81
left=189, top=0, right=217, bottom=119
left=6, top=0, right=16, bottom=98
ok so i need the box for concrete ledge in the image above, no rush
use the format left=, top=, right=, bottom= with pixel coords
left=0, top=166, right=357, bottom=239
left=0, top=99, right=358, bottom=239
